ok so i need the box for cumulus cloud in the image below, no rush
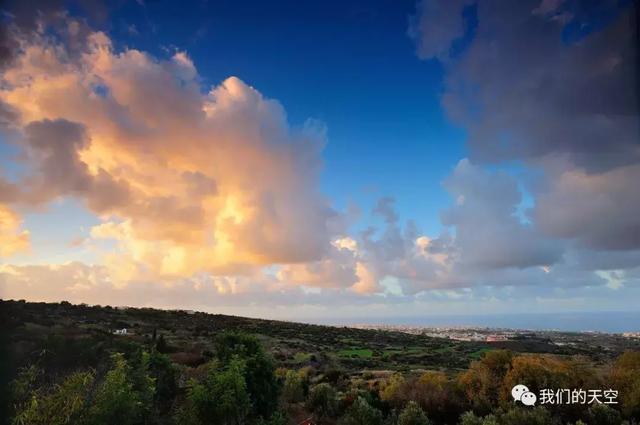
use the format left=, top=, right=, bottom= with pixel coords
left=441, top=159, right=562, bottom=269
left=533, top=163, right=640, bottom=250
left=1, top=1, right=638, bottom=313
left=411, top=0, right=640, bottom=256
left=431, top=0, right=639, bottom=171
left=0, top=20, right=335, bottom=280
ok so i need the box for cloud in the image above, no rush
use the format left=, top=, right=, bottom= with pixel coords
left=441, top=159, right=562, bottom=269
left=411, top=0, right=640, bottom=258
left=429, top=0, right=639, bottom=171
left=408, top=0, right=473, bottom=61
left=0, top=204, right=30, bottom=256
left=0, top=19, right=335, bottom=280
left=1, top=1, right=638, bottom=313
left=533, top=163, right=640, bottom=250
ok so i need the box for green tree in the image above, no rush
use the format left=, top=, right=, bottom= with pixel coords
left=179, top=359, right=251, bottom=425
left=10, top=366, right=41, bottom=411
left=339, top=396, right=382, bottom=425
left=397, top=401, right=431, bottom=425
left=256, top=412, right=288, bottom=425
left=586, top=404, right=623, bottom=425
left=86, top=353, right=154, bottom=425
left=12, top=370, right=94, bottom=425
left=459, top=411, right=498, bottom=425
left=145, top=350, right=178, bottom=407
left=281, top=370, right=304, bottom=404
left=215, top=332, right=279, bottom=419
left=498, top=407, right=558, bottom=425
left=307, top=383, right=338, bottom=419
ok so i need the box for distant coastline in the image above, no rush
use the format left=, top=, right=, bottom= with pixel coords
left=307, top=311, right=640, bottom=333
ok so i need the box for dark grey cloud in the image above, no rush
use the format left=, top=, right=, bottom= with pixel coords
left=412, top=0, right=640, bottom=256
left=6, top=118, right=131, bottom=211
left=0, top=0, right=108, bottom=69
left=532, top=163, right=640, bottom=250
left=437, top=0, right=639, bottom=171
left=408, top=0, right=473, bottom=61
left=441, top=159, right=562, bottom=269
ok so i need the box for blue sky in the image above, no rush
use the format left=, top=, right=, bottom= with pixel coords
left=105, top=0, right=467, bottom=235
left=0, top=0, right=638, bottom=323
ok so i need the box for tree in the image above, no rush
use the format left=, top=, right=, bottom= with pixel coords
left=459, top=411, right=499, bottom=425
left=503, top=355, right=599, bottom=422
left=10, top=366, right=41, bottom=411
left=498, top=407, right=558, bottom=425
left=609, top=350, right=640, bottom=418
left=145, top=350, right=178, bottom=407
left=457, top=350, right=513, bottom=413
left=397, top=401, right=431, bottom=425
left=256, top=412, right=288, bottom=425
left=381, top=370, right=463, bottom=423
left=281, top=370, right=304, bottom=404
left=12, top=370, right=94, bottom=425
left=306, top=383, right=338, bottom=419
left=379, top=374, right=405, bottom=408
left=215, top=332, right=279, bottom=419
left=86, top=353, right=154, bottom=425
left=155, top=335, right=169, bottom=354
left=586, top=404, right=623, bottom=425
left=180, top=359, right=251, bottom=425
left=339, top=397, right=382, bottom=425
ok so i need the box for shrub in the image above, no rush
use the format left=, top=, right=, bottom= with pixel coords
left=307, top=383, right=338, bottom=419
left=86, top=353, right=154, bottom=425
left=398, top=401, right=431, bottom=425
left=609, top=350, right=640, bottom=418
left=179, top=359, right=250, bottom=425
left=12, top=371, right=94, bottom=425
left=215, top=332, right=279, bottom=419
left=338, top=396, right=382, bottom=425
left=281, top=370, right=304, bottom=403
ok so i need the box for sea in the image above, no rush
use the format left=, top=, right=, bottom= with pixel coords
left=312, top=311, right=640, bottom=333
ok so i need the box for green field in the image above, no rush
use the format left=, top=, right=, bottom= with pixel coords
left=338, top=348, right=374, bottom=358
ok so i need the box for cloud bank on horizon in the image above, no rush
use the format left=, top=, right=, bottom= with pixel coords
left=0, top=0, right=638, bottom=318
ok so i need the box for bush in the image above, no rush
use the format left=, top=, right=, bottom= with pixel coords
left=398, top=401, right=431, bottom=425
left=459, top=411, right=498, bottom=425
left=215, top=332, right=279, bottom=419
left=339, top=396, right=382, bottom=425
left=498, top=406, right=559, bottom=425
left=307, top=383, right=338, bottom=419
left=86, top=353, right=154, bottom=425
left=609, top=350, right=640, bottom=418
left=457, top=350, right=512, bottom=413
left=179, top=359, right=250, bottom=425
left=585, top=404, right=623, bottom=425
left=12, top=371, right=94, bottom=425
left=281, top=370, right=304, bottom=403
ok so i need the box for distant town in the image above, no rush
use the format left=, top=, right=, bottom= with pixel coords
left=351, top=324, right=640, bottom=343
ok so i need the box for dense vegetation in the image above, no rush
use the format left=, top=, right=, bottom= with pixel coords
left=1, top=300, right=639, bottom=424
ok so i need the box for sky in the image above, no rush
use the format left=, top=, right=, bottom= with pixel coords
left=0, top=0, right=639, bottom=324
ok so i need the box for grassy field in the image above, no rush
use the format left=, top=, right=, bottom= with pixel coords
left=3, top=299, right=638, bottom=384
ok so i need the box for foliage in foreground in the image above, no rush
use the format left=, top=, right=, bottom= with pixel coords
left=7, top=328, right=640, bottom=425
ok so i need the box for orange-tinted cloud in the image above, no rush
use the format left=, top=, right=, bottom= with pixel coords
left=0, top=204, right=30, bottom=257
left=0, top=21, right=335, bottom=280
